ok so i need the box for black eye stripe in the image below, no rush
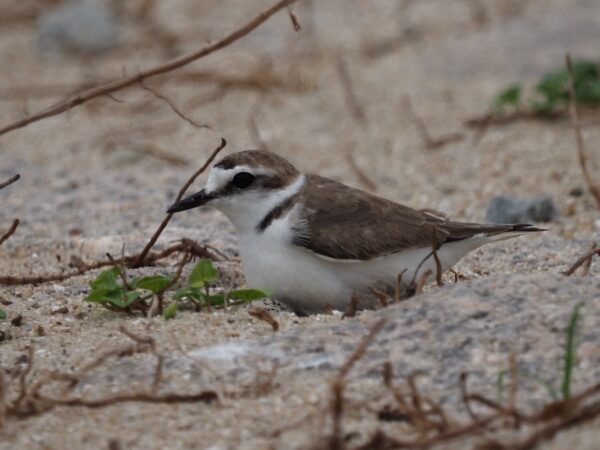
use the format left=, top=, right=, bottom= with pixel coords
left=231, top=172, right=255, bottom=189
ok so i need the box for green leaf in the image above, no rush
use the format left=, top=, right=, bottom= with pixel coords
left=133, top=275, right=174, bottom=293
left=85, top=288, right=124, bottom=304
left=228, top=288, right=271, bottom=301
left=562, top=301, right=584, bottom=399
left=0, top=308, right=6, bottom=320
left=173, top=287, right=204, bottom=301
left=163, top=303, right=177, bottom=319
left=122, top=291, right=142, bottom=307
left=90, top=267, right=122, bottom=291
left=85, top=288, right=140, bottom=308
left=493, top=84, right=521, bottom=113
left=188, top=259, right=218, bottom=288
left=208, top=294, right=225, bottom=306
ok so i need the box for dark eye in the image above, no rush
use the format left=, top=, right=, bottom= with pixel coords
left=231, top=172, right=255, bottom=189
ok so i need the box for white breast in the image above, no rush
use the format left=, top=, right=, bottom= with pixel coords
left=238, top=216, right=495, bottom=314
left=238, top=203, right=349, bottom=313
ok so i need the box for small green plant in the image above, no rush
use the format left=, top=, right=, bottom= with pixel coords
left=497, top=301, right=584, bottom=403
left=561, top=301, right=583, bottom=399
left=84, top=266, right=170, bottom=313
left=85, top=259, right=269, bottom=319
left=0, top=308, right=6, bottom=320
left=173, top=259, right=270, bottom=312
left=493, top=84, right=522, bottom=113
left=492, top=59, right=600, bottom=115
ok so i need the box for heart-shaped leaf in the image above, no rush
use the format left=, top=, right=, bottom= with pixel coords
left=133, top=275, right=174, bottom=293
left=85, top=287, right=125, bottom=304
left=90, top=267, right=122, bottom=290
left=174, top=287, right=204, bottom=301
left=188, top=260, right=218, bottom=288
left=228, top=288, right=271, bottom=301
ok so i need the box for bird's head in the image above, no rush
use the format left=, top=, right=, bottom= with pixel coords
left=168, top=150, right=303, bottom=232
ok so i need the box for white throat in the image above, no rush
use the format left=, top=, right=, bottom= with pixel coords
left=212, top=174, right=306, bottom=235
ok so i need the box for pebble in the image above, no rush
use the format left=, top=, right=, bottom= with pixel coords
left=37, top=0, right=119, bottom=56
left=485, top=195, right=558, bottom=224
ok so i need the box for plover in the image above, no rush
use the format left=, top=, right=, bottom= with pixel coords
left=168, top=150, right=542, bottom=315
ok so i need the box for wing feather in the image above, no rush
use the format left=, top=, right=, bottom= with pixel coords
left=291, top=175, right=540, bottom=260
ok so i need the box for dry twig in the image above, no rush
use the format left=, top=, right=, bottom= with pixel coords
left=344, top=152, right=378, bottom=192
left=131, top=138, right=227, bottom=267
left=562, top=242, right=600, bottom=276
left=342, top=294, right=359, bottom=319
left=329, top=319, right=386, bottom=450
left=0, top=238, right=219, bottom=286
left=431, top=230, right=444, bottom=287
left=287, top=5, right=302, bottom=31
left=415, top=269, right=432, bottom=294
left=404, top=96, right=464, bottom=150
left=0, top=174, right=20, bottom=190
left=248, top=307, right=279, bottom=331
left=0, top=328, right=218, bottom=426
left=0, top=219, right=19, bottom=247
left=139, top=81, right=209, bottom=129
left=0, top=174, right=20, bottom=247
left=335, top=55, right=367, bottom=124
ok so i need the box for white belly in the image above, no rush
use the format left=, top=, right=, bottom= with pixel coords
left=237, top=214, right=491, bottom=314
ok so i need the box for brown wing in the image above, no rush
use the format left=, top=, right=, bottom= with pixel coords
left=291, top=175, right=539, bottom=260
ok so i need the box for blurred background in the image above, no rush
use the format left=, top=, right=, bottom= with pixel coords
left=0, top=0, right=599, bottom=251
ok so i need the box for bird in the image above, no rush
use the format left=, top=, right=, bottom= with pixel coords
left=168, top=150, right=543, bottom=315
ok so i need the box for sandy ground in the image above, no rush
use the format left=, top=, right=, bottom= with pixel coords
left=1, top=0, right=600, bottom=448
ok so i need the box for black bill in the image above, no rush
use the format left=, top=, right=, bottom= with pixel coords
left=167, top=189, right=214, bottom=213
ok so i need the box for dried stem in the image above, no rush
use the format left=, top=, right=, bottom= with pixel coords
left=0, top=174, right=20, bottom=190
left=562, top=243, right=600, bottom=276
left=404, top=96, right=464, bottom=150
left=335, top=54, right=367, bottom=124
left=0, top=219, right=19, bottom=246
left=139, top=81, right=209, bottom=129
left=344, top=152, right=377, bottom=192
left=248, top=307, right=279, bottom=331
left=431, top=230, right=444, bottom=287
left=415, top=269, right=432, bottom=294
left=131, top=139, right=227, bottom=268
left=0, top=239, right=218, bottom=286
left=329, top=319, right=386, bottom=450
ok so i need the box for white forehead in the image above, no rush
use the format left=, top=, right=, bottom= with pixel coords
left=205, top=165, right=273, bottom=193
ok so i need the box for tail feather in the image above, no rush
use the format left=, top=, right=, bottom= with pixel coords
left=440, top=222, right=547, bottom=244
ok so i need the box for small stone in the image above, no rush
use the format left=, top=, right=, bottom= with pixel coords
left=51, top=305, right=69, bottom=315
left=485, top=195, right=557, bottom=224
left=11, top=314, right=23, bottom=327
left=37, top=0, right=119, bottom=56
left=569, top=186, right=584, bottom=197
left=36, top=325, right=46, bottom=336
